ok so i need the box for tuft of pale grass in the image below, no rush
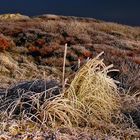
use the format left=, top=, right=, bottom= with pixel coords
left=66, top=52, right=121, bottom=124
left=38, top=95, right=84, bottom=128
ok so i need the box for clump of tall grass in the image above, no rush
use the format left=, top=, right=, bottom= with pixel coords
left=65, top=52, right=121, bottom=125
left=35, top=52, right=121, bottom=129
left=38, top=95, right=83, bottom=128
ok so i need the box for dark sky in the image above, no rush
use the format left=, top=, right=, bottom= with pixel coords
left=0, top=0, right=140, bottom=26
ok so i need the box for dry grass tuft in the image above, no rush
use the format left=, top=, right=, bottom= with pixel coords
left=39, top=96, right=82, bottom=128
left=66, top=52, right=121, bottom=123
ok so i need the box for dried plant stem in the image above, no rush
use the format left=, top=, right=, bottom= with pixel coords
left=62, top=44, right=68, bottom=93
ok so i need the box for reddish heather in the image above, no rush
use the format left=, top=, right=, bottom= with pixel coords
left=0, top=34, right=14, bottom=50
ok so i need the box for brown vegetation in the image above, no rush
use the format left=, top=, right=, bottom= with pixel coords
left=0, top=14, right=140, bottom=139
left=0, top=14, right=139, bottom=91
